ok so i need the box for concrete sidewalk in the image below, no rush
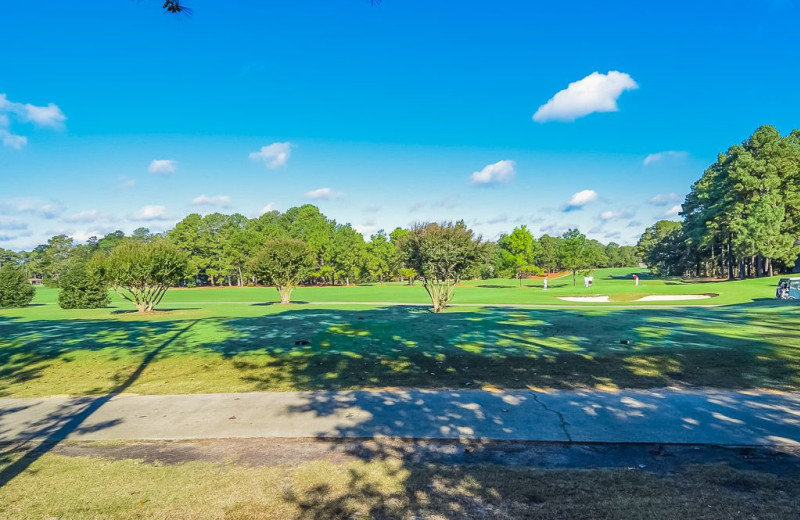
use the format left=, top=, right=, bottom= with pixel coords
left=1, top=389, right=799, bottom=446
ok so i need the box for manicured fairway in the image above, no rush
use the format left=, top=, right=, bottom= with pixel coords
left=27, top=268, right=787, bottom=307
left=1, top=272, right=798, bottom=398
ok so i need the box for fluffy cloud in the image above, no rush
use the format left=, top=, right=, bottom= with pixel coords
left=0, top=129, right=27, bottom=150
left=648, top=192, right=682, bottom=206
left=63, top=209, right=112, bottom=224
left=304, top=187, right=343, bottom=200
left=486, top=215, right=509, bottom=225
left=470, top=160, right=516, bottom=185
left=148, top=159, right=177, bottom=175
left=130, top=205, right=169, bottom=221
left=0, top=216, right=28, bottom=231
left=0, top=198, right=64, bottom=219
left=598, top=208, right=635, bottom=221
left=0, top=93, right=66, bottom=148
left=563, top=189, right=598, bottom=211
left=191, top=194, right=231, bottom=207
left=258, top=203, right=276, bottom=215
left=533, top=71, right=638, bottom=123
left=249, top=142, right=293, bottom=169
left=664, top=204, right=682, bottom=217
left=643, top=151, right=688, bottom=166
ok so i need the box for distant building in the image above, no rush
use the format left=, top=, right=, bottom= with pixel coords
left=28, top=278, right=43, bottom=285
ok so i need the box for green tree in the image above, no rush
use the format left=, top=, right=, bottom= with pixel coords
left=97, top=231, right=127, bottom=253
left=637, top=220, right=686, bottom=276
left=536, top=234, right=561, bottom=273
left=397, top=221, right=487, bottom=313
left=106, top=240, right=188, bottom=312
left=365, top=230, right=395, bottom=283
left=497, top=225, right=541, bottom=285
left=331, top=224, right=367, bottom=285
left=58, top=257, right=110, bottom=309
left=0, top=264, right=35, bottom=308
left=557, top=229, right=588, bottom=286
left=249, top=239, right=315, bottom=304
left=43, top=234, right=74, bottom=285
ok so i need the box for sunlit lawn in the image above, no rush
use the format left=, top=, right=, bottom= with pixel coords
left=28, top=267, right=787, bottom=307
left=1, top=274, right=798, bottom=397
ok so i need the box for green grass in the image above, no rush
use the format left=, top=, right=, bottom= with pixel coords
left=29, top=267, right=787, bottom=307
left=2, top=446, right=799, bottom=519
left=1, top=271, right=798, bottom=397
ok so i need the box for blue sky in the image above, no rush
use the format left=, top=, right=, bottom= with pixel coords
left=2, top=0, right=799, bottom=249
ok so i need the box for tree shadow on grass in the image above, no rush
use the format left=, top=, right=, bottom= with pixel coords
left=0, top=320, right=197, bottom=487
left=1, top=302, right=800, bottom=515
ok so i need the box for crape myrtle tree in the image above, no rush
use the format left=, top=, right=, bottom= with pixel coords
left=105, top=240, right=189, bottom=313
left=58, top=256, right=110, bottom=309
left=0, top=263, right=35, bottom=308
left=398, top=221, right=487, bottom=313
left=249, top=239, right=315, bottom=304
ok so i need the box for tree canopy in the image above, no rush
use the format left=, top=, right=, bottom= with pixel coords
left=105, top=240, right=189, bottom=312
left=398, top=221, right=487, bottom=312
left=249, top=239, right=315, bottom=304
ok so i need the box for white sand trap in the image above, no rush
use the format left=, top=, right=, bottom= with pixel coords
left=636, top=294, right=712, bottom=302
left=558, top=296, right=610, bottom=303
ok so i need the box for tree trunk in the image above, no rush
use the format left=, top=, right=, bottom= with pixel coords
left=277, top=286, right=292, bottom=304
left=727, top=239, right=734, bottom=280
left=238, top=267, right=243, bottom=286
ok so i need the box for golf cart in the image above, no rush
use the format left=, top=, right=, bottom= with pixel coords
left=776, top=278, right=800, bottom=300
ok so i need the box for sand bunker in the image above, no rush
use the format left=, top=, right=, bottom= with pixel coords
left=636, top=294, right=712, bottom=302
left=558, top=296, right=610, bottom=303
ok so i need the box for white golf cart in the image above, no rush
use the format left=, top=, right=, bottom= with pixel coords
left=776, top=278, right=800, bottom=300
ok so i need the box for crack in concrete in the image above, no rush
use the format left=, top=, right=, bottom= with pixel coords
left=532, top=393, right=573, bottom=442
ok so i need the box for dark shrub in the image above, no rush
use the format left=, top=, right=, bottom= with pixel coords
left=58, top=259, right=110, bottom=309
left=0, top=264, right=36, bottom=308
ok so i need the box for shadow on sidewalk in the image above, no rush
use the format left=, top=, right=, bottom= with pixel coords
left=0, top=320, right=198, bottom=487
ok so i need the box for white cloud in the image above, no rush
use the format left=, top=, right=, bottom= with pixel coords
left=0, top=217, right=27, bottom=231
left=119, top=176, right=137, bottom=190
left=643, top=151, right=688, bottom=166
left=354, top=222, right=380, bottom=237
left=648, top=192, right=682, bottom=206
left=191, top=194, right=231, bottom=207
left=148, top=159, right=177, bottom=175
left=258, top=203, right=276, bottom=215
left=563, top=189, right=598, bottom=211
left=63, top=209, right=112, bottom=224
left=599, top=208, right=635, bottom=221
left=487, top=214, right=508, bottom=225
left=0, top=129, right=27, bottom=149
left=0, top=198, right=64, bottom=219
left=470, top=160, right=516, bottom=185
left=0, top=93, right=66, bottom=148
left=540, top=222, right=574, bottom=236
left=249, top=142, right=293, bottom=169
left=533, top=71, right=638, bottom=123
left=130, top=205, right=169, bottom=221
left=664, top=204, right=682, bottom=217
left=304, top=187, right=343, bottom=200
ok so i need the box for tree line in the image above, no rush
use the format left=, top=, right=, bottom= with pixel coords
left=0, top=206, right=639, bottom=313
left=638, top=126, right=800, bottom=278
